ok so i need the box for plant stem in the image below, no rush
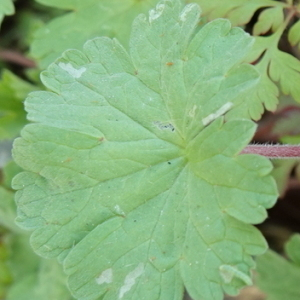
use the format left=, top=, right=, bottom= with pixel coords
left=241, top=144, right=300, bottom=159
left=0, top=49, right=36, bottom=68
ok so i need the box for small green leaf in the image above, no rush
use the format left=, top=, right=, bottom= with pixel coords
left=245, top=36, right=274, bottom=63
left=0, top=0, right=14, bottom=28
left=285, top=234, right=300, bottom=266
left=288, top=20, right=300, bottom=48
left=190, top=0, right=278, bottom=26
left=13, top=1, right=278, bottom=299
left=253, top=7, right=284, bottom=36
left=270, top=50, right=300, bottom=102
left=256, top=234, right=300, bottom=300
left=227, top=69, right=278, bottom=120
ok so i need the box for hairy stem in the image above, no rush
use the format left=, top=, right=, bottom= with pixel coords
left=241, top=144, right=300, bottom=159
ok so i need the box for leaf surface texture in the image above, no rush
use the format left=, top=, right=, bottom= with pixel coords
left=13, top=1, right=278, bottom=299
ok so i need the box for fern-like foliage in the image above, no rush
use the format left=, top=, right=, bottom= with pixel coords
left=192, top=0, right=300, bottom=120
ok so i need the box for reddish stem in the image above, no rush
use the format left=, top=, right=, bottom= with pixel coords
left=241, top=144, right=300, bottom=159
left=0, top=49, right=36, bottom=68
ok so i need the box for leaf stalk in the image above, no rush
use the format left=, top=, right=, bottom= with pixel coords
left=242, top=144, right=300, bottom=159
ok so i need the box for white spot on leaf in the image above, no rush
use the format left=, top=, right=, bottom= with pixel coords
left=202, top=102, right=233, bottom=126
left=96, top=268, right=113, bottom=285
left=114, top=205, right=125, bottom=216
left=149, top=4, right=165, bottom=23
left=179, top=4, right=197, bottom=22
left=219, top=265, right=252, bottom=286
left=119, top=263, right=144, bottom=299
left=58, top=62, right=86, bottom=78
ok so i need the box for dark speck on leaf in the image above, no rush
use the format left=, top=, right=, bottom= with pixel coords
left=153, top=121, right=175, bottom=132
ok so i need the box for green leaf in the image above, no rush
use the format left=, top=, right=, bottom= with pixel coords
left=13, top=1, right=278, bottom=299
left=270, top=50, right=300, bottom=102
left=227, top=67, right=278, bottom=120
left=0, top=0, right=14, bottom=28
left=285, top=234, right=300, bottom=266
left=0, top=70, right=38, bottom=140
left=190, top=0, right=278, bottom=27
left=244, top=38, right=300, bottom=114
left=31, top=0, right=160, bottom=68
left=288, top=20, right=300, bottom=48
left=256, top=234, right=300, bottom=300
left=253, top=6, right=284, bottom=36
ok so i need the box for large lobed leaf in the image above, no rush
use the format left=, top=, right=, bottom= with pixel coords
left=13, top=1, right=278, bottom=299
